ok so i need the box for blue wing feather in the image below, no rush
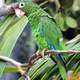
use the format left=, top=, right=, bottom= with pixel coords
left=50, top=44, right=65, bottom=65
left=47, top=39, right=65, bottom=65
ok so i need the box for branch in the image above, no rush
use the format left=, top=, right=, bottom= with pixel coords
left=1, top=49, right=79, bottom=68
left=0, top=56, right=25, bottom=66
left=0, top=49, right=80, bottom=79
left=28, top=49, right=80, bottom=66
left=0, top=56, right=31, bottom=80
left=46, top=50, right=80, bottom=54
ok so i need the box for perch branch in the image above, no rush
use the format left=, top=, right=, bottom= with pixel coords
left=0, top=49, right=80, bottom=79
left=31, top=50, right=80, bottom=59
left=2, top=49, right=77, bottom=71
left=29, top=49, right=80, bottom=66
left=46, top=50, right=80, bottom=54
left=0, top=55, right=22, bottom=66
left=0, top=50, right=80, bottom=67
left=0, top=56, right=31, bottom=80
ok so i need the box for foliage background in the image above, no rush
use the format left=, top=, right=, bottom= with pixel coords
left=0, top=0, right=80, bottom=80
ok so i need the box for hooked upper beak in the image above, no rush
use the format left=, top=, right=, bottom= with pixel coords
left=10, top=3, right=26, bottom=17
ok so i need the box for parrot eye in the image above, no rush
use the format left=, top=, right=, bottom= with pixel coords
left=19, top=2, right=25, bottom=8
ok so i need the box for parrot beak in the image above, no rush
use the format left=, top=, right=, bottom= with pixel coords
left=9, top=3, right=25, bottom=17
left=14, top=8, right=25, bottom=17
left=14, top=2, right=26, bottom=17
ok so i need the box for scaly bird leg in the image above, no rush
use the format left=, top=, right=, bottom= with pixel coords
left=29, top=50, right=41, bottom=65
left=40, top=48, right=48, bottom=58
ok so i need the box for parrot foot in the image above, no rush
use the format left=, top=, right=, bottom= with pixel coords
left=35, top=50, right=41, bottom=56
left=41, top=48, right=48, bottom=58
left=29, top=49, right=48, bottom=66
left=35, top=48, right=48, bottom=58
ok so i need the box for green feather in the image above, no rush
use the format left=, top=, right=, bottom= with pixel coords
left=40, top=16, right=65, bottom=50
left=32, top=23, right=48, bottom=49
left=17, top=1, right=67, bottom=79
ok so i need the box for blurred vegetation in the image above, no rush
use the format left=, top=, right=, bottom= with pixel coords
left=36, top=0, right=80, bottom=39
left=0, top=0, right=80, bottom=80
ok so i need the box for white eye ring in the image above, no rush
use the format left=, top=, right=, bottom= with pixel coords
left=19, top=2, right=25, bottom=8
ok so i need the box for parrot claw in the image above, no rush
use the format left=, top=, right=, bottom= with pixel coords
left=34, top=49, right=48, bottom=62
left=35, top=49, right=47, bottom=58
left=41, top=48, right=48, bottom=58
left=35, top=50, right=41, bottom=56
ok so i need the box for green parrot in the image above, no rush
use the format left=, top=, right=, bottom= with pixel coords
left=16, top=0, right=66, bottom=61
left=15, top=0, right=67, bottom=79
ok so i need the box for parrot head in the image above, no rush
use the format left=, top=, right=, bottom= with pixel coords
left=12, top=2, right=26, bottom=17
left=15, top=1, right=40, bottom=16
left=12, top=1, right=40, bottom=17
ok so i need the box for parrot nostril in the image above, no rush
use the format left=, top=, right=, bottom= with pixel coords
left=19, top=2, right=25, bottom=8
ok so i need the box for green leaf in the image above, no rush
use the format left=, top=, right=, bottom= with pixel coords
left=41, top=64, right=58, bottom=80
left=66, top=34, right=80, bottom=50
left=0, top=18, right=6, bottom=27
left=52, top=56, right=67, bottom=80
left=30, top=57, right=55, bottom=80
left=18, top=76, right=25, bottom=80
left=66, top=16, right=77, bottom=28
left=28, top=57, right=56, bottom=80
left=4, top=65, right=27, bottom=73
left=60, top=0, right=73, bottom=9
left=73, top=61, right=80, bottom=74
left=28, top=58, right=48, bottom=77
left=0, top=16, right=15, bottom=36
left=72, top=0, right=80, bottom=12
left=54, top=13, right=68, bottom=31
left=0, top=16, right=28, bottom=77
left=67, top=42, right=80, bottom=50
